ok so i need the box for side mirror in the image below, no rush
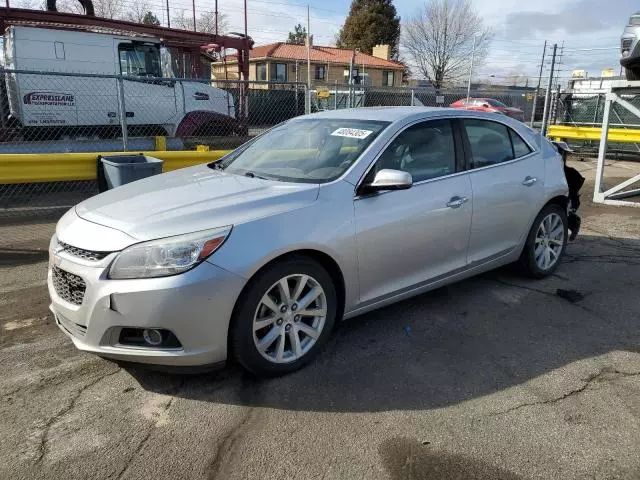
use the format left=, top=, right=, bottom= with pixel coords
left=360, top=169, right=413, bottom=194
left=482, top=103, right=490, bottom=108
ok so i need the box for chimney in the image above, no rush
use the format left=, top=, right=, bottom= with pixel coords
left=372, top=44, right=391, bottom=61
left=305, top=34, right=314, bottom=49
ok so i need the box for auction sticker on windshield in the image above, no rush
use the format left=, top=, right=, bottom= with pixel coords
left=331, top=128, right=373, bottom=139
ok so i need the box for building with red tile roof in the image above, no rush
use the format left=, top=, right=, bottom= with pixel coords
left=212, top=40, right=405, bottom=88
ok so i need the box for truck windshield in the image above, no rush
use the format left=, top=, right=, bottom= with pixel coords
left=119, top=44, right=162, bottom=77
left=217, top=119, right=390, bottom=183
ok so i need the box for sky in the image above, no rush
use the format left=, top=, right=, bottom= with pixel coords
left=17, top=0, right=632, bottom=85
left=207, top=0, right=634, bottom=86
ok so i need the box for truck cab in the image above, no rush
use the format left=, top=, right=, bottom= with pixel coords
left=621, top=11, right=640, bottom=80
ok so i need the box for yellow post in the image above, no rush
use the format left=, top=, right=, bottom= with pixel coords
left=154, top=136, right=167, bottom=151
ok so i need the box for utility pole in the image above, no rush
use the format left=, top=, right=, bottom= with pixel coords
left=166, top=0, right=170, bottom=28
left=541, top=43, right=558, bottom=136
left=466, top=36, right=477, bottom=102
left=192, top=0, right=196, bottom=31
left=530, top=40, right=547, bottom=127
left=306, top=4, right=311, bottom=114
left=215, top=0, right=218, bottom=35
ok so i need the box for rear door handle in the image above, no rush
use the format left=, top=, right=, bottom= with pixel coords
left=446, top=196, right=469, bottom=209
left=522, top=176, right=537, bottom=187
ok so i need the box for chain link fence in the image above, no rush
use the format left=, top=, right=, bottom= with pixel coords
left=553, top=92, right=640, bottom=156
left=309, top=83, right=540, bottom=121
left=1, top=71, right=542, bottom=255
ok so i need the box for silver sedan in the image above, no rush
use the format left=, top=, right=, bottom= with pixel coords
left=48, top=107, right=570, bottom=376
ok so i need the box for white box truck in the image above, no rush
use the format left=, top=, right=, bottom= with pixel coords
left=2, top=24, right=239, bottom=140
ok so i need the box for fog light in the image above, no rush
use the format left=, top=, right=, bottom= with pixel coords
left=143, top=329, right=163, bottom=346
left=118, top=328, right=182, bottom=348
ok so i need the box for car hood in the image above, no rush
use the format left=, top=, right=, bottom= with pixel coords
left=76, top=164, right=319, bottom=241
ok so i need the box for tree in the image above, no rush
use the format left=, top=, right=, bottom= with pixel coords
left=123, top=1, right=159, bottom=24
left=287, top=23, right=307, bottom=44
left=172, top=9, right=228, bottom=34
left=337, top=0, right=401, bottom=58
left=141, top=11, right=160, bottom=26
left=403, top=0, right=491, bottom=90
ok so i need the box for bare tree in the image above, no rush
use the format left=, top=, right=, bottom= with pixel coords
left=171, top=9, right=228, bottom=34
left=403, top=0, right=491, bottom=90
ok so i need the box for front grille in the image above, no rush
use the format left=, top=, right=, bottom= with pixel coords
left=52, top=266, right=86, bottom=306
left=622, top=38, right=633, bottom=51
left=59, top=241, right=111, bottom=262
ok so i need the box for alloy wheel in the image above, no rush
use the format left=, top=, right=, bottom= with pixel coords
left=252, top=274, right=327, bottom=364
left=534, top=213, right=565, bottom=270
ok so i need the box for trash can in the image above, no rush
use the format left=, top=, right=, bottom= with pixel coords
left=98, top=154, right=164, bottom=191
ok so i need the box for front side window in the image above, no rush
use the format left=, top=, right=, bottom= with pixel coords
left=374, top=120, right=456, bottom=183
left=217, top=119, right=389, bottom=183
left=463, top=119, right=515, bottom=168
left=256, top=63, right=267, bottom=81
left=118, top=43, right=161, bottom=77
left=272, top=63, right=287, bottom=82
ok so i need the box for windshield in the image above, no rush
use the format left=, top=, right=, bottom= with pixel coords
left=487, top=99, right=507, bottom=108
left=218, top=119, right=390, bottom=183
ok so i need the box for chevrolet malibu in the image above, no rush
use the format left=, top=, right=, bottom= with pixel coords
left=49, top=107, right=570, bottom=376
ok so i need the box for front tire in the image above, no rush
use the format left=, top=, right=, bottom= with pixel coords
left=230, top=256, right=337, bottom=376
left=519, top=204, right=568, bottom=278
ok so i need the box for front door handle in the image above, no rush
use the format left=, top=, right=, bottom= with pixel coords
left=446, top=196, right=469, bottom=209
left=522, top=176, right=537, bottom=187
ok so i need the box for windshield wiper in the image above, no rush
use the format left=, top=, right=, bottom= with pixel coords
left=244, top=171, right=270, bottom=180
left=208, top=161, right=225, bottom=170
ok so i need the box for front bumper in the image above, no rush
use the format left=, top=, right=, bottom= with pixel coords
left=48, top=239, right=246, bottom=367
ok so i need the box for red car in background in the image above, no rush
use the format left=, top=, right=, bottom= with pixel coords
left=450, top=98, right=525, bottom=122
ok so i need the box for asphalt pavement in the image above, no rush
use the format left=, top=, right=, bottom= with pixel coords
left=1, top=158, right=639, bottom=480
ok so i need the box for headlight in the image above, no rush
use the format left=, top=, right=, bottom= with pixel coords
left=108, top=226, right=231, bottom=279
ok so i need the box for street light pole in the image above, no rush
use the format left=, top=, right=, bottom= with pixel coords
left=466, top=36, right=477, bottom=102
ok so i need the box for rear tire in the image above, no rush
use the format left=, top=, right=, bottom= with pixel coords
left=230, top=256, right=337, bottom=377
left=625, top=67, right=640, bottom=81
left=519, top=204, right=568, bottom=278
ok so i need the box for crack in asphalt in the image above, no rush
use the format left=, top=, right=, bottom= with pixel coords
left=208, top=407, right=260, bottom=480
left=490, top=368, right=640, bottom=417
left=114, top=378, right=185, bottom=480
left=34, top=367, right=121, bottom=464
left=563, top=254, right=640, bottom=266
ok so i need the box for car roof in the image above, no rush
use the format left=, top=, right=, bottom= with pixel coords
left=295, top=107, right=468, bottom=123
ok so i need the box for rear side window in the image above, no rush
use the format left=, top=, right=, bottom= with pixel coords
left=509, top=129, right=532, bottom=158
left=463, top=119, right=514, bottom=168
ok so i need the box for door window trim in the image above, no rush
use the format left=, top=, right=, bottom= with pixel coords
left=355, top=117, right=465, bottom=198
left=459, top=117, right=538, bottom=172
